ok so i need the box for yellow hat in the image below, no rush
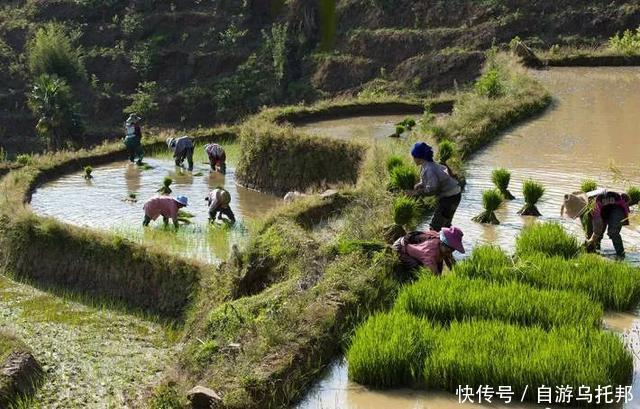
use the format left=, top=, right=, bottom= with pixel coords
left=561, top=192, right=588, bottom=219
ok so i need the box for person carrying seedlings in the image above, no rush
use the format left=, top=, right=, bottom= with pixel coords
left=143, top=195, right=189, bottom=229
left=206, top=187, right=236, bottom=223
left=561, top=188, right=631, bottom=259
left=392, top=226, right=465, bottom=275
left=409, top=142, right=461, bottom=231
left=124, top=113, right=143, bottom=165
left=204, top=143, right=227, bottom=173
left=167, top=136, right=194, bottom=171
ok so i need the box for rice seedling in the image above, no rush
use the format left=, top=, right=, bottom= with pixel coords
left=580, top=179, right=598, bottom=193
left=436, top=140, right=456, bottom=164
left=389, top=164, right=418, bottom=191
left=472, top=189, right=502, bottom=224
left=347, top=311, right=441, bottom=388
left=626, top=186, right=640, bottom=206
left=452, top=245, right=512, bottom=279
left=391, top=124, right=405, bottom=138
left=395, top=274, right=602, bottom=329
left=423, top=320, right=632, bottom=398
left=515, top=222, right=580, bottom=259
left=491, top=168, right=515, bottom=200
left=518, top=179, right=544, bottom=216
left=385, top=155, right=405, bottom=173
left=157, top=177, right=173, bottom=194
left=83, top=165, right=93, bottom=180
left=334, top=239, right=385, bottom=256
left=393, top=196, right=420, bottom=228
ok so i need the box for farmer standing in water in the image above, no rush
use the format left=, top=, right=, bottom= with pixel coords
left=392, top=226, right=465, bottom=275
left=143, top=195, right=189, bottom=229
left=204, top=143, right=227, bottom=173
left=206, top=187, right=236, bottom=224
left=409, top=142, right=462, bottom=231
left=124, top=113, right=143, bottom=165
left=167, top=136, right=195, bottom=171
left=562, top=188, right=636, bottom=259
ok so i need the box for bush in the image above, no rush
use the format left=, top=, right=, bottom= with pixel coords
left=437, top=140, right=456, bottom=164
left=389, top=164, right=419, bottom=191
left=395, top=274, right=602, bottom=330
left=124, top=81, right=159, bottom=118
left=609, top=27, right=640, bottom=55
left=627, top=186, right=640, bottom=206
left=580, top=179, right=597, bottom=193
left=393, top=196, right=420, bottom=227
left=516, top=222, right=579, bottom=259
left=347, top=311, right=440, bottom=388
left=518, top=179, right=544, bottom=216
left=491, top=168, right=515, bottom=200
left=385, top=155, right=405, bottom=173
left=27, top=23, right=85, bottom=81
left=474, top=67, right=504, bottom=98
left=472, top=189, right=502, bottom=224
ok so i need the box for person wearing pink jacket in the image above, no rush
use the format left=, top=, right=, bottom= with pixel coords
left=392, top=226, right=465, bottom=275
left=143, top=195, right=188, bottom=229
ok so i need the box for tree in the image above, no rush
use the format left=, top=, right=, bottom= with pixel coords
left=27, top=23, right=85, bottom=82
left=28, top=74, right=83, bottom=149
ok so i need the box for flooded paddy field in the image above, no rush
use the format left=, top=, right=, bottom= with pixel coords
left=296, top=67, right=640, bottom=409
left=298, top=113, right=424, bottom=141
left=30, top=141, right=282, bottom=263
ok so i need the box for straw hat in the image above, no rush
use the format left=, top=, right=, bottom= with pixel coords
left=562, top=192, right=588, bottom=219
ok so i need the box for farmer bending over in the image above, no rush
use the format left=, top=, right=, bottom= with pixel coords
left=392, top=226, right=465, bottom=275
left=124, top=113, right=143, bottom=165
left=204, top=143, right=227, bottom=173
left=409, top=142, right=462, bottom=231
left=143, top=195, right=189, bottom=229
left=562, top=189, right=634, bottom=259
left=167, top=136, right=194, bottom=171
left=206, top=187, right=236, bottom=223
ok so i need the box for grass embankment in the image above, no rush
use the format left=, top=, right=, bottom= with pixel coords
left=348, top=312, right=631, bottom=395
left=0, top=332, right=42, bottom=408
left=347, top=222, right=636, bottom=396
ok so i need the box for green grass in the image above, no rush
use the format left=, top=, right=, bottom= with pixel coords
left=491, top=168, right=515, bottom=199
left=455, top=245, right=640, bottom=310
left=389, top=164, right=418, bottom=191
left=472, top=189, right=502, bottom=224
left=348, top=313, right=632, bottom=397
left=515, top=222, right=580, bottom=259
left=580, top=179, right=598, bottom=192
left=395, top=274, right=602, bottom=329
left=385, top=155, right=405, bottom=173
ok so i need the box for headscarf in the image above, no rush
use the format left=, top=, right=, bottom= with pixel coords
left=411, top=142, right=434, bottom=161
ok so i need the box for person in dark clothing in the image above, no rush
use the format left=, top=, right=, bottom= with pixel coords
left=124, top=113, right=143, bottom=165
left=167, top=136, right=194, bottom=171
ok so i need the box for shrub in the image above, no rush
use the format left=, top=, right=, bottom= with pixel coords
left=518, top=179, right=544, bottom=216
left=472, top=189, right=502, bottom=224
left=395, top=275, right=602, bottom=330
left=27, top=23, right=85, bottom=81
left=15, top=154, right=34, bottom=166
left=393, top=196, right=420, bottom=227
left=515, top=222, right=579, bottom=259
left=580, top=179, right=597, bottom=193
left=474, top=67, right=504, bottom=98
left=626, top=186, right=640, bottom=206
left=124, top=81, right=159, bottom=118
left=437, top=140, right=456, bottom=164
left=389, top=164, right=418, bottom=191
left=385, top=155, right=405, bottom=173
left=491, top=168, right=515, bottom=200
left=423, top=320, right=632, bottom=398
left=347, top=311, right=440, bottom=388
left=609, top=27, right=640, bottom=55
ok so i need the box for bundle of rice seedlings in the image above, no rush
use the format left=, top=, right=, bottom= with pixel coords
left=157, top=176, right=173, bottom=194
left=347, top=311, right=440, bottom=388
left=627, top=186, right=640, bottom=206
left=491, top=168, right=515, bottom=200
left=518, top=179, right=544, bottom=216
left=580, top=179, right=598, bottom=193
left=390, top=125, right=405, bottom=138
left=335, top=239, right=386, bottom=256
left=437, top=140, right=456, bottom=164
left=389, top=164, right=418, bottom=191
left=395, top=274, right=602, bottom=330
left=83, top=165, right=93, bottom=180
left=515, top=222, right=579, bottom=259
left=472, top=189, right=502, bottom=224
left=385, top=155, right=405, bottom=173
left=177, top=209, right=194, bottom=224
left=393, top=196, right=420, bottom=228
left=383, top=223, right=406, bottom=244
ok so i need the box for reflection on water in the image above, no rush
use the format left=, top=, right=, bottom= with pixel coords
left=297, top=68, right=640, bottom=409
left=298, top=114, right=421, bottom=140
left=30, top=157, right=282, bottom=263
